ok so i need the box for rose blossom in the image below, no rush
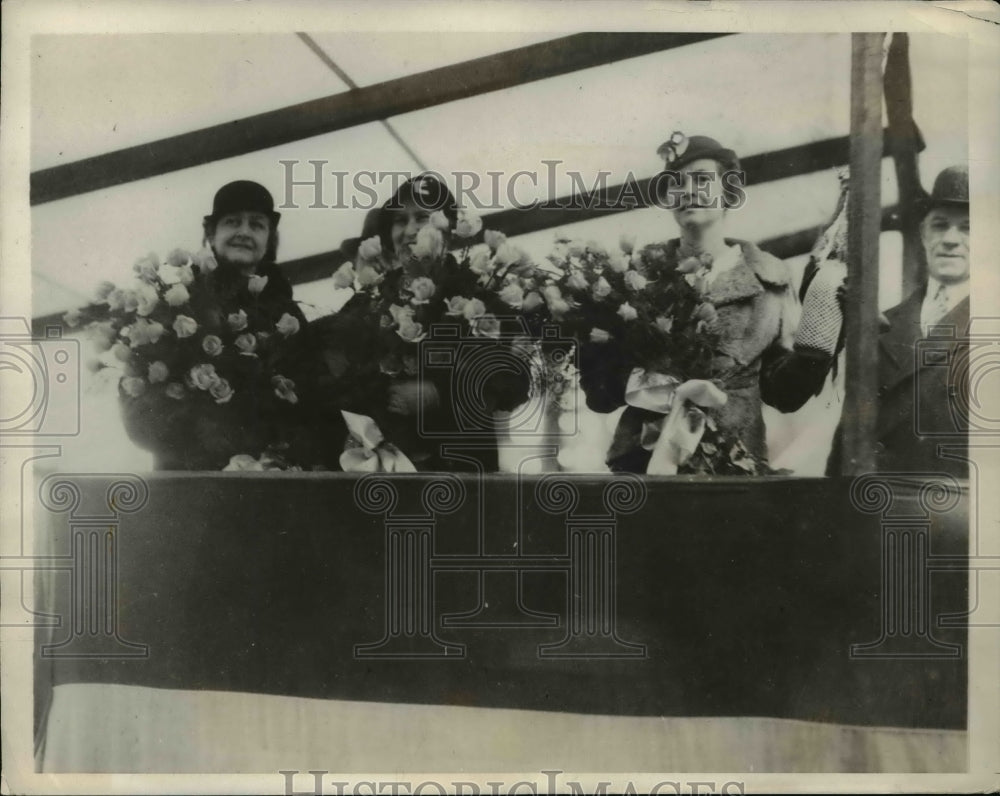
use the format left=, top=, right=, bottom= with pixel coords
left=147, top=361, right=169, bottom=383
left=472, top=313, right=501, bottom=339
left=165, top=382, right=186, bottom=400
left=165, top=248, right=192, bottom=268
left=94, top=280, right=117, bottom=302
left=177, top=264, right=195, bottom=285
left=521, top=291, right=544, bottom=312
left=331, top=262, right=356, bottom=289
left=272, top=375, right=298, bottom=404
left=608, top=252, right=630, bottom=273
left=617, top=302, right=639, bottom=322
left=201, top=335, right=224, bottom=357
left=592, top=276, right=612, bottom=299
left=134, top=283, right=159, bottom=316
left=445, top=296, right=469, bottom=316
left=192, top=247, right=218, bottom=273
left=120, top=289, right=140, bottom=314
left=227, top=309, right=248, bottom=331
left=276, top=313, right=300, bottom=336
left=454, top=210, right=483, bottom=239
left=235, top=333, right=257, bottom=355
left=224, top=454, right=264, bottom=472
left=188, top=363, right=219, bottom=390
left=129, top=318, right=165, bottom=347
left=429, top=211, right=451, bottom=231
left=467, top=244, right=494, bottom=276
left=247, top=274, right=269, bottom=295
left=624, top=271, right=648, bottom=291
left=408, top=277, right=436, bottom=305
left=589, top=328, right=612, bottom=343
left=483, top=230, right=507, bottom=251
left=121, top=377, right=147, bottom=397
left=586, top=240, right=608, bottom=258
left=493, top=242, right=523, bottom=268
left=210, top=378, right=235, bottom=404
left=396, top=315, right=426, bottom=343
left=656, top=315, right=674, bottom=334
left=566, top=272, right=589, bottom=292
left=498, top=283, right=524, bottom=309
left=173, top=315, right=198, bottom=338
left=461, top=298, right=487, bottom=321
left=356, top=264, right=382, bottom=288
left=619, top=233, right=637, bottom=254
left=107, top=289, right=127, bottom=312
left=411, top=225, right=445, bottom=260
left=132, top=253, right=160, bottom=283
left=358, top=236, right=382, bottom=261
left=90, top=322, right=116, bottom=352
left=63, top=309, right=82, bottom=327
left=112, top=342, right=131, bottom=362
left=164, top=283, right=190, bottom=307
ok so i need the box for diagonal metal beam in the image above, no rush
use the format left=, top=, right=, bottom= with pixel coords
left=295, top=32, right=429, bottom=172
left=30, top=32, right=733, bottom=205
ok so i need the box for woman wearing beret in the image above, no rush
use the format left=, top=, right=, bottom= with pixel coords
left=580, top=134, right=801, bottom=473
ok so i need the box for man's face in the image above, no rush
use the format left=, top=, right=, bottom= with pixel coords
left=670, top=158, right=728, bottom=230
left=921, top=205, right=970, bottom=284
left=210, top=211, right=271, bottom=268
left=390, top=199, right=432, bottom=255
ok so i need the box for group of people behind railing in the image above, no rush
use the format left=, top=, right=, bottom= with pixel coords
left=71, top=133, right=970, bottom=477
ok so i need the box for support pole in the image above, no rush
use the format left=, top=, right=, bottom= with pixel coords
left=883, top=33, right=926, bottom=298
left=843, top=33, right=886, bottom=475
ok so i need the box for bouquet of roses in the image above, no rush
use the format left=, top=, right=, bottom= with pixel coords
left=319, top=211, right=573, bottom=469
left=544, top=234, right=768, bottom=475
left=68, top=248, right=308, bottom=468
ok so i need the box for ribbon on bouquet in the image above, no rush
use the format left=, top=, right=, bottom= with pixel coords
left=623, top=368, right=728, bottom=475
left=339, top=410, right=417, bottom=473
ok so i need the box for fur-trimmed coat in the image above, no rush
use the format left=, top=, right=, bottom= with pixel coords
left=598, top=239, right=798, bottom=472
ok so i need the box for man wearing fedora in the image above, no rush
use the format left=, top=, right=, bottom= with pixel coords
left=767, top=165, right=971, bottom=477
left=865, top=164, right=970, bottom=476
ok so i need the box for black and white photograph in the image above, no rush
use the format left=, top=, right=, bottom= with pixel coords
left=1, top=1, right=999, bottom=792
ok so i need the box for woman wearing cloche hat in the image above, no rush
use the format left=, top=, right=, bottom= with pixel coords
left=578, top=132, right=801, bottom=474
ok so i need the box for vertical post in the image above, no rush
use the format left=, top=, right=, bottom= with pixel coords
left=883, top=33, right=926, bottom=297
left=843, top=33, right=886, bottom=475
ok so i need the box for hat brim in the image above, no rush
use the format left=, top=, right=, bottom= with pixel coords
left=916, top=196, right=968, bottom=216
left=204, top=211, right=281, bottom=224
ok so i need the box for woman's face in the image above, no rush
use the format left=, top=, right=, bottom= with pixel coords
left=390, top=200, right=432, bottom=255
left=670, top=157, right=728, bottom=230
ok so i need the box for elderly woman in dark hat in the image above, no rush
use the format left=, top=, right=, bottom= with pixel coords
left=120, top=180, right=342, bottom=470
left=581, top=133, right=800, bottom=473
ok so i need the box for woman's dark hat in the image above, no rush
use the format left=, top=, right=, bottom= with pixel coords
left=656, top=132, right=740, bottom=173
left=384, top=174, right=458, bottom=222
left=204, top=181, right=281, bottom=224
left=917, top=165, right=968, bottom=216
